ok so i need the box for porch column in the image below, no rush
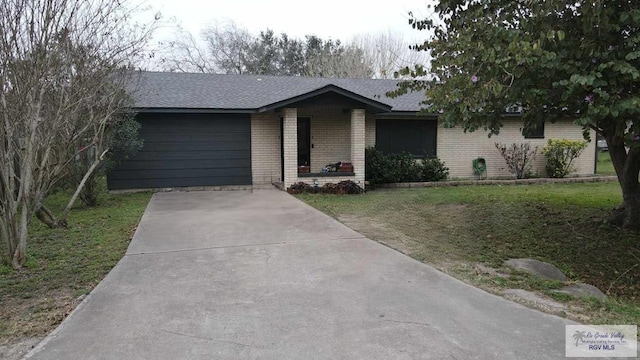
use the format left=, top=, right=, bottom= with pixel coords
left=350, top=109, right=366, bottom=185
left=283, top=108, right=298, bottom=189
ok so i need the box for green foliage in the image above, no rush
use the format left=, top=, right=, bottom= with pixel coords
left=543, top=139, right=589, bottom=178
left=422, top=157, right=450, bottom=181
left=597, top=150, right=616, bottom=175
left=495, top=142, right=538, bottom=179
left=365, top=147, right=421, bottom=184
left=365, top=147, right=449, bottom=184
left=393, top=0, right=640, bottom=185
left=73, top=114, right=143, bottom=206
left=104, top=113, right=144, bottom=171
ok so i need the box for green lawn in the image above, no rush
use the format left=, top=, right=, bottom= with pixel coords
left=0, top=187, right=151, bottom=343
left=298, top=182, right=640, bottom=324
left=596, top=150, right=616, bottom=175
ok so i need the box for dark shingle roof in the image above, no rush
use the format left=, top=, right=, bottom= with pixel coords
left=132, top=71, right=426, bottom=112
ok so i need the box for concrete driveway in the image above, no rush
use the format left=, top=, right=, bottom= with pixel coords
left=27, top=189, right=576, bottom=359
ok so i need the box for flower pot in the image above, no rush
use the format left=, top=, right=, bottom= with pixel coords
left=298, top=165, right=310, bottom=174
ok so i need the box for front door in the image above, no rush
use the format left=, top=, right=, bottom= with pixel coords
left=297, top=118, right=311, bottom=167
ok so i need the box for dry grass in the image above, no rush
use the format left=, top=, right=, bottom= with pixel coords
left=298, top=182, right=640, bottom=325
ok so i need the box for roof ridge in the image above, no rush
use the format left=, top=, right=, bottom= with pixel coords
left=137, top=70, right=402, bottom=82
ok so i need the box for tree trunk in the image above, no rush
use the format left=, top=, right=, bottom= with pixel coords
left=35, top=205, right=67, bottom=229
left=58, top=150, right=106, bottom=223
left=11, top=203, right=29, bottom=269
left=623, top=190, right=640, bottom=230
left=621, top=145, right=640, bottom=230
left=607, top=136, right=640, bottom=230
left=1, top=214, right=18, bottom=266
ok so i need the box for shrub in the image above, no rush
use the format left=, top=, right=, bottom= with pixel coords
left=287, top=182, right=315, bottom=194
left=286, top=181, right=364, bottom=194
left=365, top=147, right=421, bottom=184
left=365, top=147, right=449, bottom=184
left=421, top=157, right=449, bottom=181
left=70, top=114, right=143, bottom=206
left=495, top=142, right=538, bottom=179
left=320, top=181, right=364, bottom=194
left=542, top=139, right=588, bottom=178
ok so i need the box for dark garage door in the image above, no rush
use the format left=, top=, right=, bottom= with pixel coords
left=107, top=113, right=251, bottom=190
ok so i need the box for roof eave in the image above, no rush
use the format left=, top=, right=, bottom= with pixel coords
left=257, top=84, right=393, bottom=113
left=134, top=107, right=258, bottom=114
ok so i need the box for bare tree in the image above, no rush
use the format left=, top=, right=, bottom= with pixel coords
left=350, top=31, right=430, bottom=79
left=159, top=20, right=252, bottom=74
left=0, top=0, right=154, bottom=268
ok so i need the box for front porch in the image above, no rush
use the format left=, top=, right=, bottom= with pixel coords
left=282, top=107, right=366, bottom=189
left=251, top=86, right=390, bottom=190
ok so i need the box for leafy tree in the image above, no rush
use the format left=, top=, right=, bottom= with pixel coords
left=395, top=0, right=640, bottom=229
left=303, top=35, right=373, bottom=78
left=245, top=30, right=306, bottom=76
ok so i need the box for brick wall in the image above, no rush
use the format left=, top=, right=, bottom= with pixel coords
left=251, top=112, right=281, bottom=185
left=297, top=106, right=351, bottom=172
left=283, top=108, right=298, bottom=188
left=437, top=119, right=596, bottom=179
left=252, top=111, right=595, bottom=186
left=350, top=109, right=366, bottom=185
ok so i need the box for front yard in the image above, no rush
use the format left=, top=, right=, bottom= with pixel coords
left=0, top=188, right=151, bottom=348
left=298, top=181, right=640, bottom=325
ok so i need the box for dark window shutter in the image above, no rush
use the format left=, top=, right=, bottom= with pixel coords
left=376, top=119, right=437, bottom=156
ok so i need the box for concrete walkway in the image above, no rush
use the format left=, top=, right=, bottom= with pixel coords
left=27, top=190, right=576, bottom=359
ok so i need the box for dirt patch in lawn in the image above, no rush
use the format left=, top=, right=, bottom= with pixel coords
left=338, top=214, right=416, bottom=255
left=339, top=203, right=472, bottom=268
left=0, top=290, right=85, bottom=360
left=0, top=290, right=82, bottom=344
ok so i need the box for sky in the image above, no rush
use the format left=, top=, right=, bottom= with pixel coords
left=145, top=0, right=435, bottom=44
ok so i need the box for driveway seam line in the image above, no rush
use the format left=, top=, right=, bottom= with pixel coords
left=125, top=236, right=368, bottom=256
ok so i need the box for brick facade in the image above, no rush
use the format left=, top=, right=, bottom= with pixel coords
left=251, top=112, right=282, bottom=185
left=304, top=107, right=351, bottom=172
left=350, top=109, right=366, bottom=185
left=437, top=119, right=596, bottom=179
left=252, top=109, right=596, bottom=189
left=282, top=108, right=298, bottom=188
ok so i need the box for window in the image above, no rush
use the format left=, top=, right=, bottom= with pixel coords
left=375, top=119, right=437, bottom=157
left=523, top=123, right=545, bottom=139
